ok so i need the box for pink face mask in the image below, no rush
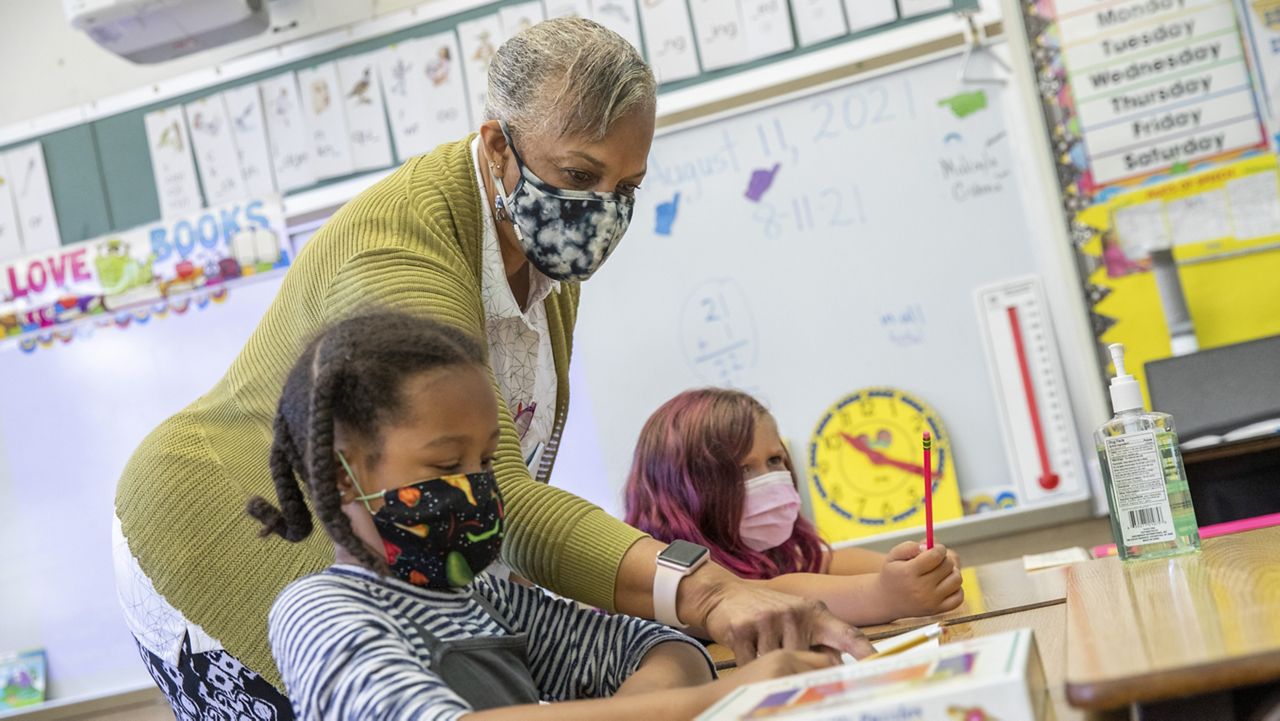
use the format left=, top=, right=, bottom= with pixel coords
left=740, top=470, right=801, bottom=552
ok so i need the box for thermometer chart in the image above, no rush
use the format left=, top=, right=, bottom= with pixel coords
left=975, top=277, right=1084, bottom=505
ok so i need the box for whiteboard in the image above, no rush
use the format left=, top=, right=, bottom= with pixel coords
left=555, top=49, right=1092, bottom=519
left=0, top=279, right=282, bottom=700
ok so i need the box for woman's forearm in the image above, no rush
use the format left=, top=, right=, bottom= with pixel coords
left=611, top=537, right=878, bottom=662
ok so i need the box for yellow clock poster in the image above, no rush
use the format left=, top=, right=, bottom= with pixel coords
left=807, top=387, right=963, bottom=542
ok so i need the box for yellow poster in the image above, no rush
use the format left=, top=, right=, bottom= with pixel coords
left=1078, top=154, right=1280, bottom=404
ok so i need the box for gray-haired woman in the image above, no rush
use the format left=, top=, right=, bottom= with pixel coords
left=114, top=18, right=872, bottom=718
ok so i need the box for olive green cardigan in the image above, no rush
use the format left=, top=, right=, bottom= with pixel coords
left=115, top=137, right=645, bottom=689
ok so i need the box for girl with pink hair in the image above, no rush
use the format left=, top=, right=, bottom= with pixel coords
left=624, top=389, right=963, bottom=625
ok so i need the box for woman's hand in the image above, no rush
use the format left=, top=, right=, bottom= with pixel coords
left=615, top=539, right=877, bottom=662
left=680, top=566, right=877, bottom=663
left=875, top=541, right=964, bottom=618
left=615, top=641, right=715, bottom=696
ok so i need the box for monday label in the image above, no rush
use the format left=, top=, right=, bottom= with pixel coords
left=1056, top=0, right=1223, bottom=41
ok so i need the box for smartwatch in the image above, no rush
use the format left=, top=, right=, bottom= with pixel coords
left=654, top=540, right=710, bottom=628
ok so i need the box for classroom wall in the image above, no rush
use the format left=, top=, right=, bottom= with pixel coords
left=0, top=0, right=439, bottom=127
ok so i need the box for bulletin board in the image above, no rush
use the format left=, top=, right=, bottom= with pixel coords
left=1005, top=0, right=1280, bottom=403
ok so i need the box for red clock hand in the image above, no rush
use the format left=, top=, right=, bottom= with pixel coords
left=840, top=432, right=927, bottom=477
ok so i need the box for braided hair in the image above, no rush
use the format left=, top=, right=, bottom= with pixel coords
left=246, top=311, right=487, bottom=571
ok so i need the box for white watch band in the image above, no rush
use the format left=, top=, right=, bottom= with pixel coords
left=653, top=559, right=687, bottom=628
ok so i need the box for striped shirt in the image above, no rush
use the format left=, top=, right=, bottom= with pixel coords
left=269, top=566, right=713, bottom=720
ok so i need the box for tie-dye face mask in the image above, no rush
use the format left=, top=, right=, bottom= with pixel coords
left=492, top=122, right=635, bottom=282
left=340, top=453, right=505, bottom=589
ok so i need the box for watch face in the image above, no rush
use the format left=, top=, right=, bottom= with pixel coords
left=660, top=540, right=709, bottom=568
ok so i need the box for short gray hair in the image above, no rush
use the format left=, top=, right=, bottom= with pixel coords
left=485, top=17, right=656, bottom=141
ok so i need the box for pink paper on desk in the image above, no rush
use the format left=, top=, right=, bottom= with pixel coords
left=1092, top=513, right=1280, bottom=558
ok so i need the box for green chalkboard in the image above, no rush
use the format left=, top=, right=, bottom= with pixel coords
left=0, top=0, right=976, bottom=246
left=40, top=125, right=112, bottom=243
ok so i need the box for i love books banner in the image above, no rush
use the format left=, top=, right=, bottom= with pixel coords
left=0, top=197, right=287, bottom=343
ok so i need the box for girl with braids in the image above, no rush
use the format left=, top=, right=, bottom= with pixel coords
left=251, top=312, right=832, bottom=720
left=116, top=18, right=870, bottom=718
left=624, top=389, right=964, bottom=625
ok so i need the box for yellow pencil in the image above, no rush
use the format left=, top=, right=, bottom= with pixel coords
left=860, top=624, right=942, bottom=662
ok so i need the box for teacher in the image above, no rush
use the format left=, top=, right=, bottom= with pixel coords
left=113, top=18, right=873, bottom=718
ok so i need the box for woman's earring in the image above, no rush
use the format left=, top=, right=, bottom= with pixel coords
left=490, top=164, right=511, bottom=222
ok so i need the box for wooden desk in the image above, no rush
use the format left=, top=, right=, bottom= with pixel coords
left=861, top=557, right=1068, bottom=640
left=943, top=602, right=1133, bottom=721
left=1065, top=526, right=1280, bottom=710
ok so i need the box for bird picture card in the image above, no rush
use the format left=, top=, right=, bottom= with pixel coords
left=145, top=107, right=205, bottom=219
left=542, top=0, right=592, bottom=19
left=296, top=62, right=356, bottom=180
left=843, top=0, right=897, bottom=32
left=184, top=95, right=248, bottom=205
left=336, top=52, right=394, bottom=172
left=419, top=32, right=472, bottom=148
left=638, top=0, right=701, bottom=84
left=259, top=72, right=317, bottom=193
left=0, top=649, right=46, bottom=709
left=792, top=0, right=849, bottom=46
left=741, top=0, right=795, bottom=61
left=457, top=15, right=504, bottom=129
left=500, top=2, right=546, bottom=38
left=689, top=0, right=750, bottom=71
left=592, top=0, right=643, bottom=52
left=0, top=157, right=26, bottom=260
left=899, top=0, right=953, bottom=17
left=377, top=40, right=434, bottom=162
left=221, top=84, right=278, bottom=196
left=1, top=144, right=60, bottom=253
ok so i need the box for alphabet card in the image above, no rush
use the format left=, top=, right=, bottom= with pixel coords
left=0, top=156, right=26, bottom=260
left=689, top=0, right=749, bottom=71
left=499, top=2, right=546, bottom=37
left=592, top=0, right=643, bottom=52
left=792, top=0, right=848, bottom=46
left=419, top=32, right=472, bottom=148
left=297, top=62, right=356, bottom=180
left=221, top=85, right=278, bottom=196
left=543, top=0, right=591, bottom=18
left=457, top=15, right=504, bottom=129
left=638, top=0, right=701, bottom=83
left=145, top=106, right=204, bottom=219
left=741, top=0, right=795, bottom=60
left=259, top=72, right=317, bottom=193
left=378, top=40, right=434, bottom=161
left=336, top=52, right=394, bottom=172
left=184, top=95, right=247, bottom=205
left=843, top=0, right=897, bottom=32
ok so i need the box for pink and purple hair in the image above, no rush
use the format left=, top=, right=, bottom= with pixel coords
left=623, top=388, right=830, bottom=581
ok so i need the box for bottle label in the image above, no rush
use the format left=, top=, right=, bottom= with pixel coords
left=1103, top=431, right=1177, bottom=546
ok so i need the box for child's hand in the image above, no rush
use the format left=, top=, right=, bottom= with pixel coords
left=875, top=541, right=964, bottom=618
left=721, top=650, right=835, bottom=690
left=615, top=641, right=716, bottom=696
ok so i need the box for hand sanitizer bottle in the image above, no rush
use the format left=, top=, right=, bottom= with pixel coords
left=1094, top=343, right=1201, bottom=561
